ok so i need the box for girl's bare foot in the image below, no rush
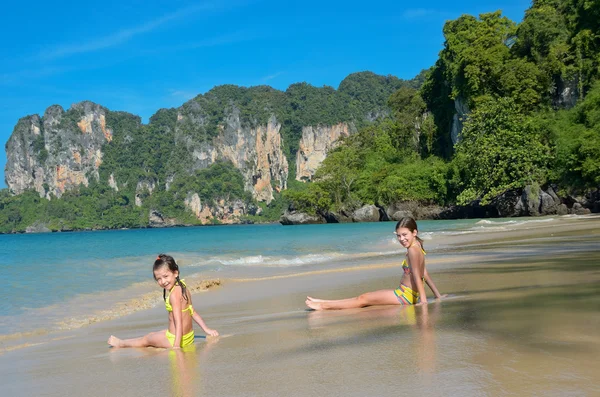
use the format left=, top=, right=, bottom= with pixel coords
left=305, top=299, right=324, bottom=310
left=107, top=335, right=123, bottom=347
left=306, top=296, right=325, bottom=302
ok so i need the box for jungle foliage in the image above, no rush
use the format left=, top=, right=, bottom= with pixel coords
left=286, top=0, right=600, bottom=214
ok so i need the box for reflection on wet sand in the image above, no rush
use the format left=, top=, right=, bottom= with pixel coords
left=307, top=302, right=442, bottom=374
left=168, top=337, right=219, bottom=397
left=414, top=304, right=439, bottom=374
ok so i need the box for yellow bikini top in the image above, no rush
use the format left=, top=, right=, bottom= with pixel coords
left=164, top=280, right=194, bottom=315
left=402, top=247, right=426, bottom=281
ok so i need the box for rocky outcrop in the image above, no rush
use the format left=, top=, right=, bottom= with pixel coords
left=184, top=193, right=203, bottom=218
left=5, top=102, right=113, bottom=198
left=323, top=211, right=352, bottom=223
left=539, top=189, right=558, bottom=215
left=351, top=205, right=380, bottom=222
left=385, top=202, right=420, bottom=221
left=183, top=193, right=247, bottom=225
left=280, top=210, right=325, bottom=225
left=491, top=190, right=522, bottom=217
left=148, top=210, right=178, bottom=227
left=384, top=201, right=448, bottom=220
left=176, top=106, right=288, bottom=203
left=451, top=96, right=470, bottom=144
left=280, top=184, right=599, bottom=226
left=571, top=203, right=588, bottom=215
left=490, top=185, right=597, bottom=217
left=135, top=179, right=156, bottom=207
left=515, top=185, right=541, bottom=216
left=554, top=76, right=579, bottom=109
left=25, top=222, right=51, bottom=233
left=296, top=123, right=351, bottom=181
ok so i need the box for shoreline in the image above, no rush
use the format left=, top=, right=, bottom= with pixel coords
left=1, top=214, right=598, bottom=353
left=2, top=208, right=597, bottom=235
left=0, top=215, right=598, bottom=396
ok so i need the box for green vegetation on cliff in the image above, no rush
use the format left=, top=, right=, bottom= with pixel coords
left=1, top=70, right=416, bottom=232
left=0, top=161, right=250, bottom=233
left=286, top=0, right=600, bottom=216
left=2, top=0, right=599, bottom=232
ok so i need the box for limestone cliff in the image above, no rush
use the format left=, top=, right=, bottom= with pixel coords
left=174, top=104, right=288, bottom=203
left=5, top=101, right=111, bottom=198
left=4, top=73, right=403, bottom=228
left=296, top=123, right=351, bottom=181
left=5, top=100, right=290, bottom=205
left=184, top=192, right=247, bottom=225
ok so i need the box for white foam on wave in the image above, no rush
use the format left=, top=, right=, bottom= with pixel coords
left=276, top=254, right=342, bottom=266
left=475, top=219, right=517, bottom=225
left=222, top=255, right=267, bottom=265
left=470, top=217, right=556, bottom=231
left=470, top=225, right=509, bottom=231
left=190, top=253, right=351, bottom=268
left=420, top=232, right=434, bottom=240
left=189, top=248, right=407, bottom=269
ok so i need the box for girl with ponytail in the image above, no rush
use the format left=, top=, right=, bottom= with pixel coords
left=108, top=254, right=218, bottom=348
left=306, top=217, right=444, bottom=310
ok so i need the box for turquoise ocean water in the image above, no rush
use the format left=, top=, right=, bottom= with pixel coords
left=0, top=217, right=557, bottom=337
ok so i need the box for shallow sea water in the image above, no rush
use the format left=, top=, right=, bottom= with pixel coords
left=0, top=216, right=598, bottom=396
left=0, top=217, right=529, bottom=337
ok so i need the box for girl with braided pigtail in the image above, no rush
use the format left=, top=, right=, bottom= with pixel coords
left=108, top=254, right=218, bottom=349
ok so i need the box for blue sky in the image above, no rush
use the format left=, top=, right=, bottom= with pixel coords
left=0, top=0, right=532, bottom=188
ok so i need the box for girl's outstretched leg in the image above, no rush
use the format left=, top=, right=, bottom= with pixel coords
left=108, top=335, right=125, bottom=347
left=306, top=290, right=399, bottom=310
left=108, top=330, right=171, bottom=348
left=306, top=296, right=365, bottom=304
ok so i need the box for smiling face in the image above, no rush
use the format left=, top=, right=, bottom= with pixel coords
left=153, top=265, right=179, bottom=290
left=395, top=227, right=417, bottom=248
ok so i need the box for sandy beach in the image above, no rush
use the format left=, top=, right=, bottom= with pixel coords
left=1, top=215, right=599, bottom=396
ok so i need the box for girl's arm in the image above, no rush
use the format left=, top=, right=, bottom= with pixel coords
left=423, top=268, right=444, bottom=299
left=408, top=247, right=427, bottom=305
left=170, top=286, right=184, bottom=348
left=191, top=311, right=219, bottom=336
left=187, top=293, right=219, bottom=336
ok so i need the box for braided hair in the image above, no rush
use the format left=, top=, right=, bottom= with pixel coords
left=153, top=254, right=189, bottom=303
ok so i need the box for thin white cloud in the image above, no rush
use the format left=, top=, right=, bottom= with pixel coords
left=2, top=30, right=255, bottom=86
left=37, top=1, right=242, bottom=60
left=1, top=55, right=139, bottom=86
left=1, top=66, right=76, bottom=85
left=143, top=30, right=259, bottom=54
left=169, top=89, right=198, bottom=100
left=261, top=71, right=284, bottom=82
left=401, top=8, right=438, bottom=20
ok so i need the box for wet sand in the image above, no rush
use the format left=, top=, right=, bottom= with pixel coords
left=1, top=216, right=599, bottom=396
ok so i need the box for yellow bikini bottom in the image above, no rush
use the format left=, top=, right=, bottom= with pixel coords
left=165, top=329, right=195, bottom=347
left=393, top=284, right=420, bottom=305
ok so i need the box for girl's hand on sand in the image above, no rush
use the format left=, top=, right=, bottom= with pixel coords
left=205, top=328, right=219, bottom=337
left=415, top=301, right=428, bottom=306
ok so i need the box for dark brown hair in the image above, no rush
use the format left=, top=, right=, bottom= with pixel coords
left=153, top=254, right=188, bottom=303
left=395, top=217, right=424, bottom=249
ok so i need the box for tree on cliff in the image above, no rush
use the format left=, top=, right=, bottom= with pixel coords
left=451, top=97, right=551, bottom=204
